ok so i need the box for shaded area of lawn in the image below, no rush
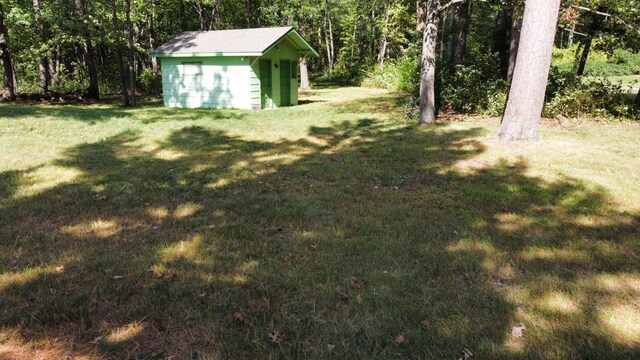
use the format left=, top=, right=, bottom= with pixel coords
left=0, top=95, right=639, bottom=359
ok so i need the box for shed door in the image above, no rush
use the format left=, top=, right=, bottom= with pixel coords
left=259, top=60, right=273, bottom=109
left=280, top=60, right=291, bottom=107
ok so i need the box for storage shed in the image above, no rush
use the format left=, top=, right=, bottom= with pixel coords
left=151, top=27, right=318, bottom=110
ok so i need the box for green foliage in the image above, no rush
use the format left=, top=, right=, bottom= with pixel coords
left=361, top=57, right=420, bottom=93
left=545, top=68, right=639, bottom=120
left=439, top=53, right=509, bottom=115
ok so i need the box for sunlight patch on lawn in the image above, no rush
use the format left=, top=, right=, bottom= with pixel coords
left=0, top=266, right=54, bottom=292
left=154, top=149, right=186, bottom=161
left=106, top=322, right=145, bottom=344
left=159, top=235, right=204, bottom=264
left=13, top=166, right=81, bottom=199
left=61, top=219, right=120, bottom=239
left=147, top=206, right=169, bottom=219
left=174, top=203, right=203, bottom=219
left=520, top=247, right=590, bottom=263
left=594, top=274, right=640, bottom=294
left=599, top=305, right=640, bottom=345
left=538, top=292, right=580, bottom=314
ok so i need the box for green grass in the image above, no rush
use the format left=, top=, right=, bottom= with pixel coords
left=1, top=88, right=639, bottom=359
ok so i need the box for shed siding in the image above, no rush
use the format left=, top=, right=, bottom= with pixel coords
left=261, top=39, right=299, bottom=108
left=249, top=58, right=261, bottom=110
left=160, top=57, right=252, bottom=109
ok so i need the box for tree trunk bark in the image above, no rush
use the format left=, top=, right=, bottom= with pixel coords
left=418, top=2, right=440, bottom=125
left=567, top=22, right=575, bottom=47
left=125, top=0, right=136, bottom=106
left=499, top=0, right=561, bottom=141
left=635, top=87, right=640, bottom=109
left=454, top=1, right=469, bottom=66
left=112, top=0, right=129, bottom=106
left=0, top=3, right=15, bottom=100
left=378, top=6, right=389, bottom=67
left=577, top=36, right=592, bottom=76
left=446, top=7, right=455, bottom=63
left=299, top=58, right=310, bottom=90
left=32, top=0, right=50, bottom=94
left=507, top=17, right=522, bottom=84
left=75, top=0, right=99, bottom=100
left=210, top=0, right=221, bottom=30
left=245, top=0, right=253, bottom=28
left=325, top=0, right=334, bottom=77
left=147, top=0, right=160, bottom=96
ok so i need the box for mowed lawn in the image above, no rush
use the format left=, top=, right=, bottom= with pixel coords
left=1, top=87, right=639, bottom=359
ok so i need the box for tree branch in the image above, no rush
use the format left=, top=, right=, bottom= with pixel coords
left=439, top=0, right=466, bottom=14
left=573, top=5, right=639, bottom=35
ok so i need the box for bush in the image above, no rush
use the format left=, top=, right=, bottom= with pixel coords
left=545, top=69, right=639, bottom=120
left=438, top=52, right=509, bottom=115
left=362, top=57, right=420, bottom=93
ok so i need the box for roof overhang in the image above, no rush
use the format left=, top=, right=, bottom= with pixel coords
left=262, top=28, right=320, bottom=58
left=151, top=52, right=261, bottom=58
left=151, top=27, right=319, bottom=59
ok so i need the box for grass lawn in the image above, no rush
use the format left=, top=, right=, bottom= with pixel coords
left=1, top=88, right=639, bottom=359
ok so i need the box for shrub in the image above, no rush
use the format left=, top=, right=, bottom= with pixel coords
left=545, top=70, right=639, bottom=120
left=362, top=57, right=420, bottom=93
left=438, top=52, right=509, bottom=115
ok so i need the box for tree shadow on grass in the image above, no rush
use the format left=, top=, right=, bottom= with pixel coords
left=0, top=104, right=246, bottom=124
left=0, top=112, right=638, bottom=359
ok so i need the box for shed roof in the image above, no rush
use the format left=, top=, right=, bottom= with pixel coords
left=152, top=26, right=318, bottom=58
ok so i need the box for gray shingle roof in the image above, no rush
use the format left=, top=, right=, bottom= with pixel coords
left=153, top=26, right=314, bottom=56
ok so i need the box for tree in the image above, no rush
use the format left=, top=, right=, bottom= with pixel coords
left=453, top=1, right=469, bottom=66
left=74, top=0, right=100, bottom=100
left=498, top=0, right=562, bottom=141
left=125, top=0, right=136, bottom=106
left=417, top=0, right=462, bottom=125
left=112, top=0, right=129, bottom=106
left=32, top=0, right=50, bottom=94
left=0, top=2, right=15, bottom=100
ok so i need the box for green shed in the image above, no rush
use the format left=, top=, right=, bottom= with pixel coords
left=151, top=27, right=318, bottom=110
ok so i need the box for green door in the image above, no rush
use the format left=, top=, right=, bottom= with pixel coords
left=259, top=60, right=272, bottom=109
left=280, top=60, right=291, bottom=107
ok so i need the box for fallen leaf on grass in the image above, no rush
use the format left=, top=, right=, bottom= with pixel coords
left=326, top=343, right=335, bottom=351
left=267, top=330, right=284, bottom=344
left=232, top=312, right=245, bottom=324
left=350, top=277, right=361, bottom=289
left=394, top=334, right=405, bottom=346
left=356, top=294, right=363, bottom=304
left=284, top=252, right=295, bottom=262
left=338, top=291, right=349, bottom=302
left=511, top=325, right=525, bottom=338
left=458, top=347, right=474, bottom=360
left=420, top=320, right=431, bottom=330
left=163, top=272, right=176, bottom=281
left=112, top=275, right=124, bottom=280
left=90, top=336, right=102, bottom=344
left=55, top=265, right=65, bottom=274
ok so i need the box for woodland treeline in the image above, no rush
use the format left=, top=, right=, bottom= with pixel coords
left=0, top=1, right=639, bottom=136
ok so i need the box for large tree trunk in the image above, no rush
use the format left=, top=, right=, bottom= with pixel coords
left=147, top=0, right=160, bottom=96
left=125, top=0, right=136, bottom=106
left=210, top=0, right=221, bottom=30
left=507, top=17, right=522, bottom=84
left=75, top=0, right=99, bottom=100
left=299, top=58, right=310, bottom=90
left=32, top=0, right=50, bottom=94
left=499, top=0, right=561, bottom=141
left=244, top=0, right=253, bottom=28
left=577, top=36, right=592, bottom=76
left=0, top=3, right=15, bottom=100
left=634, top=87, right=640, bottom=110
left=112, top=0, right=129, bottom=106
left=454, top=1, right=469, bottom=66
left=418, top=2, right=440, bottom=125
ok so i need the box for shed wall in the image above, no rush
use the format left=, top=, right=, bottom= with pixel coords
left=160, top=57, right=252, bottom=109
left=255, top=39, right=299, bottom=108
